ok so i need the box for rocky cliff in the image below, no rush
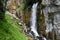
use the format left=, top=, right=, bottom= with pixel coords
left=6, top=0, right=60, bottom=40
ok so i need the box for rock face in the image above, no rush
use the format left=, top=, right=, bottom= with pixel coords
left=6, top=0, right=17, bottom=14
left=42, top=0, right=60, bottom=40
left=6, top=0, right=24, bottom=20
left=6, top=0, right=60, bottom=40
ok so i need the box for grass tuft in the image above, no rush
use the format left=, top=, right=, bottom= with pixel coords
left=0, top=14, right=26, bottom=40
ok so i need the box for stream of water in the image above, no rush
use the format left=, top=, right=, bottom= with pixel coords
left=30, top=2, right=47, bottom=40
left=30, top=2, right=39, bottom=37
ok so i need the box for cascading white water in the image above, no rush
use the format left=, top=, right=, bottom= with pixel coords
left=30, top=2, right=39, bottom=37
left=30, top=2, right=47, bottom=40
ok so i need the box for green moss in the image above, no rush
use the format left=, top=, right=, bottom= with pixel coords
left=0, top=14, right=26, bottom=40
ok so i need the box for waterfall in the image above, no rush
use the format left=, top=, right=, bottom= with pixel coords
left=30, top=2, right=39, bottom=37
left=30, top=2, right=47, bottom=40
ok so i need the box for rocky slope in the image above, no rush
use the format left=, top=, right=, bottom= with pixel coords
left=6, top=0, right=60, bottom=40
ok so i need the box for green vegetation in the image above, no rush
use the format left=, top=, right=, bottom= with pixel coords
left=0, top=14, right=26, bottom=40
left=19, top=4, right=25, bottom=11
